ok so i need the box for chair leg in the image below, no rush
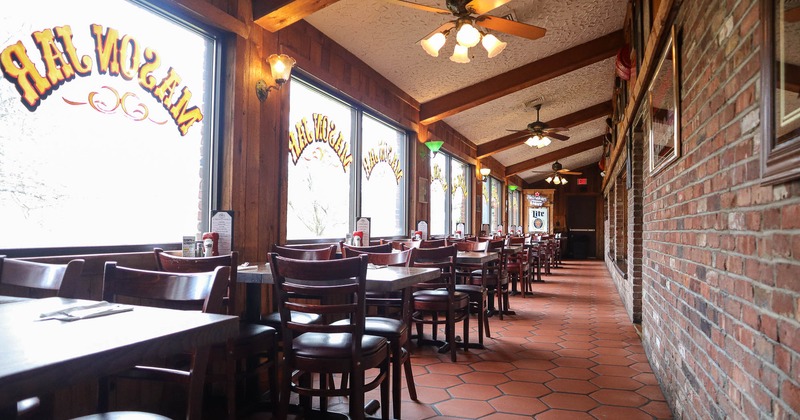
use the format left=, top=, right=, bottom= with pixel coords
left=381, top=358, right=390, bottom=420
left=402, top=347, right=417, bottom=401
left=319, top=373, right=328, bottom=415
left=462, top=308, right=470, bottom=352
left=391, top=341, right=402, bottom=420
left=475, top=299, right=484, bottom=345
left=447, top=307, right=456, bottom=362
left=225, top=349, right=237, bottom=420
left=277, top=363, right=292, bottom=420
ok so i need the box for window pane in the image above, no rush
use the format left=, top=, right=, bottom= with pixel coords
left=482, top=182, right=490, bottom=225
left=451, top=160, right=469, bottom=234
left=361, top=114, right=406, bottom=237
left=0, top=0, right=215, bottom=249
left=490, top=178, right=502, bottom=231
left=287, top=81, right=353, bottom=240
left=429, top=153, right=447, bottom=236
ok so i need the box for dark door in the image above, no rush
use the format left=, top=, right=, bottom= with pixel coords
left=566, top=195, right=597, bottom=258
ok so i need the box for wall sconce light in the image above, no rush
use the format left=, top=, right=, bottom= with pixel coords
left=508, top=185, right=518, bottom=191
left=256, top=54, right=296, bottom=102
left=424, top=140, right=444, bottom=157
left=480, top=167, right=491, bottom=181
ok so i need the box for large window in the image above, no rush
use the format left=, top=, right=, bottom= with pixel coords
left=482, top=177, right=503, bottom=232
left=0, top=0, right=218, bottom=250
left=508, top=188, right=520, bottom=228
left=287, top=79, right=408, bottom=241
left=429, top=152, right=471, bottom=236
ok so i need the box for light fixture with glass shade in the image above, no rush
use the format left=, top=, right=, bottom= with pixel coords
left=450, top=44, right=471, bottom=63
left=479, top=167, right=491, bottom=181
left=546, top=174, right=568, bottom=185
left=424, top=140, right=444, bottom=157
left=508, top=185, right=518, bottom=191
left=419, top=17, right=510, bottom=62
left=255, top=54, right=296, bottom=102
left=421, top=32, right=447, bottom=57
left=455, top=20, right=481, bottom=47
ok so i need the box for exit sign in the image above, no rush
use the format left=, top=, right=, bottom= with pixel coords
left=577, top=178, right=588, bottom=185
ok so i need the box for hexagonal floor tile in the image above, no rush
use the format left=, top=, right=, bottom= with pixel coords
left=551, top=357, right=597, bottom=369
left=590, top=389, right=649, bottom=407
left=545, top=378, right=600, bottom=394
left=435, top=398, right=495, bottom=418
left=541, top=392, right=600, bottom=411
left=470, top=361, right=517, bottom=373
left=497, top=381, right=551, bottom=397
left=448, top=383, right=502, bottom=400
left=458, top=371, right=510, bottom=385
left=548, top=367, right=597, bottom=380
left=489, top=395, right=549, bottom=415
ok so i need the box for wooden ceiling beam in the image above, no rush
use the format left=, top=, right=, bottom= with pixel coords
left=419, top=30, right=624, bottom=125
left=505, top=135, right=605, bottom=176
left=253, top=0, right=342, bottom=32
left=476, top=101, right=613, bottom=159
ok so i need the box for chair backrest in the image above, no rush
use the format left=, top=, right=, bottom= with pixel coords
left=268, top=254, right=369, bottom=358
left=101, top=262, right=228, bottom=419
left=486, top=238, right=507, bottom=275
left=454, top=241, right=488, bottom=252
left=282, top=243, right=339, bottom=250
left=272, top=244, right=337, bottom=260
left=153, top=248, right=239, bottom=316
left=387, top=239, right=420, bottom=251
left=0, top=256, right=85, bottom=299
left=340, top=242, right=392, bottom=255
left=408, top=245, right=457, bottom=292
left=342, top=247, right=411, bottom=266
left=103, top=262, right=229, bottom=315
left=509, top=236, right=525, bottom=246
left=419, top=239, right=446, bottom=248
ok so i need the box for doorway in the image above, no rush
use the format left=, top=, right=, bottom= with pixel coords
left=566, top=195, right=597, bottom=258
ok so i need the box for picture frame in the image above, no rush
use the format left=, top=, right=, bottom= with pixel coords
left=648, top=24, right=680, bottom=175
left=761, top=0, right=800, bottom=184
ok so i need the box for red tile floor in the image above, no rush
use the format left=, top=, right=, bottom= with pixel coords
left=251, top=260, right=673, bottom=419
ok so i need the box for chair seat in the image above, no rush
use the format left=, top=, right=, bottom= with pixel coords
left=72, top=412, right=171, bottom=420
left=332, top=317, right=406, bottom=338
left=413, top=289, right=469, bottom=303
left=454, top=284, right=484, bottom=295
left=237, top=322, right=276, bottom=341
left=261, top=310, right=322, bottom=327
left=294, top=333, right=387, bottom=359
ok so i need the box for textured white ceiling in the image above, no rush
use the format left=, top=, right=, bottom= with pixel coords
left=303, top=0, right=626, bottom=183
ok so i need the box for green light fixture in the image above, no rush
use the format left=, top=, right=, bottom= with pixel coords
left=508, top=185, right=518, bottom=191
left=424, top=140, right=444, bottom=157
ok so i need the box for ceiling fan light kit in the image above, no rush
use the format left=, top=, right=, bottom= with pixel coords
left=397, top=0, right=544, bottom=62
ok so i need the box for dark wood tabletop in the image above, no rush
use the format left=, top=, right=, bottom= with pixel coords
left=0, top=297, right=239, bottom=407
left=237, top=264, right=440, bottom=292
left=455, top=251, right=500, bottom=264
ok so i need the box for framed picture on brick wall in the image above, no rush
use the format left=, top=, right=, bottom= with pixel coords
left=761, top=0, right=800, bottom=184
left=648, top=24, right=681, bottom=175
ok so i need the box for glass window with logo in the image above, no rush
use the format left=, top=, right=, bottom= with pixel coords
left=287, top=79, right=408, bottom=241
left=0, top=0, right=218, bottom=250
left=429, top=153, right=448, bottom=236
left=361, top=114, right=407, bottom=237
left=509, top=189, right=520, bottom=227
left=429, top=151, right=470, bottom=236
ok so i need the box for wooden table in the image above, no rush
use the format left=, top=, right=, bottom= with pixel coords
left=0, top=297, right=239, bottom=411
left=238, top=264, right=440, bottom=321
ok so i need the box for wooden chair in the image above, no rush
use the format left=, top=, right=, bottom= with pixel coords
left=386, top=239, right=420, bottom=251
left=271, top=244, right=337, bottom=260
left=452, top=241, right=491, bottom=345
left=470, top=239, right=510, bottom=319
left=338, top=248, right=415, bottom=418
left=153, top=249, right=278, bottom=419
left=0, top=256, right=85, bottom=299
left=260, top=244, right=337, bottom=332
left=0, top=256, right=85, bottom=418
left=408, top=245, right=470, bottom=362
left=268, top=254, right=390, bottom=420
left=419, top=239, right=446, bottom=248
left=506, top=236, right=529, bottom=296
left=340, top=242, right=393, bottom=254
left=97, top=262, right=230, bottom=420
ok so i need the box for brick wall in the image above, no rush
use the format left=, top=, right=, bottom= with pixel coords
left=641, top=0, right=800, bottom=418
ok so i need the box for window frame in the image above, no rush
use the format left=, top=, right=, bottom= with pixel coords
left=0, top=0, right=224, bottom=257
left=286, top=76, right=410, bottom=242
left=429, top=151, right=471, bottom=236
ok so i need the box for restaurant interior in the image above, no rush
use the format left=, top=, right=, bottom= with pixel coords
left=1, top=0, right=798, bottom=419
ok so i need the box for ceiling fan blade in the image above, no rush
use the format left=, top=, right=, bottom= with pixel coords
left=384, top=0, right=452, bottom=15
left=506, top=129, right=531, bottom=133
left=548, top=133, right=570, bottom=141
left=475, top=15, right=546, bottom=40
left=418, top=21, right=456, bottom=43
left=558, top=170, right=582, bottom=175
left=786, top=6, right=800, bottom=23
left=543, top=127, right=569, bottom=133
left=465, top=0, right=512, bottom=15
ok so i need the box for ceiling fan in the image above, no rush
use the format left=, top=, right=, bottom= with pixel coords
left=531, top=161, right=582, bottom=185
left=508, top=104, right=570, bottom=148
left=385, top=0, right=547, bottom=60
